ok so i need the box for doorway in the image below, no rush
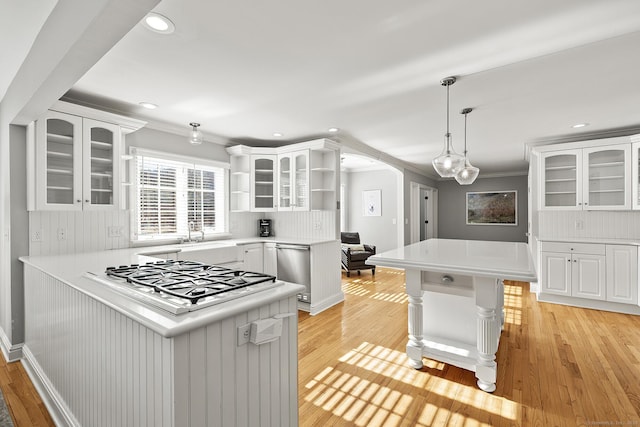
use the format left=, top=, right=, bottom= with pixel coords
left=410, top=182, right=437, bottom=244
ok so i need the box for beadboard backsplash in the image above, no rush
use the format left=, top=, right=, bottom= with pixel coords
left=29, top=210, right=130, bottom=256
left=230, top=211, right=337, bottom=240
left=30, top=209, right=337, bottom=256
left=539, top=210, right=640, bottom=240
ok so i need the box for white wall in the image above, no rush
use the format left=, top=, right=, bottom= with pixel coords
left=344, top=169, right=400, bottom=253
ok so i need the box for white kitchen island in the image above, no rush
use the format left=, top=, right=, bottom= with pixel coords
left=367, top=238, right=537, bottom=392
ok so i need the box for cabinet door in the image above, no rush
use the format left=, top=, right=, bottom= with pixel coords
left=82, top=118, right=120, bottom=210
left=35, top=111, right=83, bottom=210
left=278, top=154, right=292, bottom=210
left=605, top=245, right=638, bottom=304
left=632, top=141, right=640, bottom=210
left=541, top=252, right=571, bottom=296
left=583, top=145, right=630, bottom=210
left=263, top=243, right=277, bottom=276
left=251, top=155, right=276, bottom=211
left=292, top=150, right=309, bottom=211
left=541, top=150, right=582, bottom=210
left=572, top=254, right=606, bottom=300
left=242, top=244, right=264, bottom=273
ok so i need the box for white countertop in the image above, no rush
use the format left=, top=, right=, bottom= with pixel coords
left=19, top=238, right=317, bottom=337
left=367, top=238, right=537, bottom=282
left=538, top=236, right=640, bottom=246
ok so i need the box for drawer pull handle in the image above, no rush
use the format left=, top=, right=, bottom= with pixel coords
left=441, top=275, right=454, bottom=284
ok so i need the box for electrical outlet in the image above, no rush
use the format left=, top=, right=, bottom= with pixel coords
left=57, top=228, right=66, bottom=241
left=575, top=220, right=584, bottom=230
left=108, top=226, right=123, bottom=237
left=32, top=230, right=42, bottom=242
left=313, top=221, right=321, bottom=230
left=237, top=324, right=251, bottom=346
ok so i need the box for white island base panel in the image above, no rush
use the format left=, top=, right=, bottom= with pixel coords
left=23, top=265, right=299, bottom=427
left=405, top=270, right=504, bottom=393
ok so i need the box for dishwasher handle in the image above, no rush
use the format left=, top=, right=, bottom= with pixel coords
left=275, top=244, right=310, bottom=251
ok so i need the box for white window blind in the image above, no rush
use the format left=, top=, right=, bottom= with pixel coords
left=133, top=149, right=227, bottom=240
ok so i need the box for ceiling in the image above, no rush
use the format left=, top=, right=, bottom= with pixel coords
left=27, top=1, right=640, bottom=176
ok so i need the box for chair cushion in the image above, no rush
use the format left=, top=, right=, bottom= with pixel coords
left=348, top=250, right=373, bottom=262
left=342, top=243, right=365, bottom=252
left=341, top=232, right=361, bottom=244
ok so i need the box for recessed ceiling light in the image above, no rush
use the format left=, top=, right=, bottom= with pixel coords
left=328, top=127, right=339, bottom=133
left=139, top=102, right=158, bottom=109
left=572, top=123, right=589, bottom=129
left=143, top=12, right=175, bottom=34
left=273, top=132, right=283, bottom=137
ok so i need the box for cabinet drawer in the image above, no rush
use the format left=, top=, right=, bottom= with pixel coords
left=540, top=241, right=605, bottom=255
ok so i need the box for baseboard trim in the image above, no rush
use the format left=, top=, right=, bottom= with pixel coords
left=309, top=293, right=345, bottom=316
left=537, top=293, right=640, bottom=315
left=0, top=328, right=23, bottom=362
left=21, top=345, right=79, bottom=427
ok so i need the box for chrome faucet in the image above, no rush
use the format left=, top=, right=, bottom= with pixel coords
left=188, top=221, right=194, bottom=242
left=187, top=221, right=205, bottom=242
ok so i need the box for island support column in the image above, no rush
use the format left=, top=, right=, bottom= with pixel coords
left=474, top=276, right=503, bottom=393
left=405, top=269, right=425, bottom=369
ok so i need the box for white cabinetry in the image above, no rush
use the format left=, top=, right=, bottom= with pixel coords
left=263, top=242, right=277, bottom=276
left=606, top=245, right=638, bottom=304
left=632, top=138, right=640, bottom=209
left=227, top=139, right=339, bottom=213
left=540, top=142, right=630, bottom=210
left=251, top=155, right=277, bottom=212
left=28, top=101, right=145, bottom=211
left=278, top=150, right=309, bottom=211
left=242, top=243, right=264, bottom=273
left=541, top=242, right=605, bottom=300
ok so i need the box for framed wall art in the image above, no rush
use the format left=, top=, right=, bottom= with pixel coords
left=466, top=191, right=517, bottom=225
left=363, top=189, right=381, bottom=216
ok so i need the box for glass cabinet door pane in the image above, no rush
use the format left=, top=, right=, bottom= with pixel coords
left=89, top=126, right=114, bottom=205
left=279, top=156, right=290, bottom=208
left=544, top=154, right=577, bottom=207
left=587, top=149, right=625, bottom=207
left=294, top=153, right=308, bottom=209
left=254, top=158, right=274, bottom=209
left=46, top=118, right=75, bottom=204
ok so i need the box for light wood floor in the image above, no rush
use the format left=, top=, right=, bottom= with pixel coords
left=299, top=267, right=640, bottom=427
left=2, top=267, right=640, bottom=426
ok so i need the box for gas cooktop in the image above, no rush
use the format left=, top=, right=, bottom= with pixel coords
left=85, top=260, right=282, bottom=314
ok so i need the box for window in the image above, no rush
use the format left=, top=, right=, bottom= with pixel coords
left=132, top=148, right=228, bottom=240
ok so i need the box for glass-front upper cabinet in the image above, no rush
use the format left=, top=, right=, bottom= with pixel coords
left=277, top=150, right=309, bottom=211
left=583, top=144, right=630, bottom=210
left=278, top=154, right=291, bottom=209
left=541, top=150, right=582, bottom=210
left=292, top=150, right=309, bottom=211
left=36, top=111, right=83, bottom=209
left=251, top=155, right=276, bottom=211
left=82, top=119, right=120, bottom=209
left=632, top=140, right=640, bottom=210
left=34, top=111, right=121, bottom=210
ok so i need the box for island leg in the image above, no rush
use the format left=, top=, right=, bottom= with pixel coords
left=405, top=269, right=424, bottom=369
left=474, top=277, right=501, bottom=392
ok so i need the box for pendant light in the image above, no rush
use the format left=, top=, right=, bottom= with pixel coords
left=455, top=108, right=480, bottom=185
left=189, top=122, right=203, bottom=145
left=432, top=76, right=465, bottom=178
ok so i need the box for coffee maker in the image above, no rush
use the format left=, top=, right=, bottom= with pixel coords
left=258, top=219, right=272, bottom=237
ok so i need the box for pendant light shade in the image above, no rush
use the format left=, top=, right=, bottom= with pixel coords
left=455, top=108, right=480, bottom=185
left=189, top=122, right=203, bottom=145
left=432, top=77, right=465, bottom=178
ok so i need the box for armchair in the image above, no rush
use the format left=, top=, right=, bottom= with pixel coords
left=340, top=232, right=376, bottom=277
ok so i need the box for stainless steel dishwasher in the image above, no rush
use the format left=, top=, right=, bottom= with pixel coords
left=276, top=243, right=311, bottom=304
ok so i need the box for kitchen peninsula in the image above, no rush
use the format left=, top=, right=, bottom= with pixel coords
left=367, top=238, right=537, bottom=392
left=19, top=237, right=337, bottom=427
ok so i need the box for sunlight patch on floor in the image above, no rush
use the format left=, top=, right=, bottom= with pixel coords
left=503, top=283, right=523, bottom=326
left=304, top=341, right=519, bottom=426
